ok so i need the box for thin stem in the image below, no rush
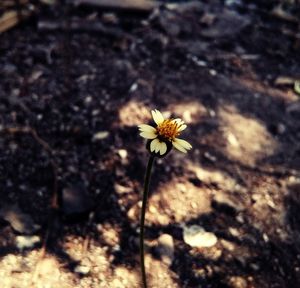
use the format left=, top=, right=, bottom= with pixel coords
left=140, top=155, right=155, bottom=288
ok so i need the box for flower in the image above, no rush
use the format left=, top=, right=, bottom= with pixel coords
left=139, top=109, right=192, bottom=156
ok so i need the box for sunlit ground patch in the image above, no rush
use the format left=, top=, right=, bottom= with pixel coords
left=118, top=100, right=150, bottom=127
left=167, top=101, right=207, bottom=124
left=218, top=105, right=278, bottom=166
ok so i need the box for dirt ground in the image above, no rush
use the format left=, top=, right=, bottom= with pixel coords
left=0, top=0, right=300, bottom=287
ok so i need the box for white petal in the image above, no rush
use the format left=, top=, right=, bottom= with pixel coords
left=150, top=138, right=160, bottom=152
left=151, top=109, right=164, bottom=125
left=140, top=131, right=157, bottom=139
left=155, top=141, right=161, bottom=153
left=172, top=141, right=187, bottom=153
left=173, top=118, right=185, bottom=125
left=138, top=124, right=156, bottom=133
left=154, top=141, right=161, bottom=153
left=174, top=138, right=192, bottom=150
left=178, top=124, right=187, bottom=132
left=159, top=142, right=167, bottom=155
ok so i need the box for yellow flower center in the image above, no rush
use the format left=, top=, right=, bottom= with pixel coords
left=156, top=119, right=181, bottom=141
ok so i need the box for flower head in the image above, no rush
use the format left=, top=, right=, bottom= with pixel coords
left=139, top=109, right=192, bottom=156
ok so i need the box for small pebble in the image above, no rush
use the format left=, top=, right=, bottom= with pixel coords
left=74, top=265, right=90, bottom=275
left=16, top=235, right=40, bottom=250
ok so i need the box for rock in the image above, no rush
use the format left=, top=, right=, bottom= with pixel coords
left=127, top=205, right=138, bottom=222
left=156, top=234, right=174, bottom=266
left=220, top=239, right=235, bottom=251
left=200, top=12, right=216, bottom=25
left=250, top=263, right=260, bottom=271
left=16, top=235, right=40, bottom=250
left=227, top=132, right=240, bottom=147
left=262, top=233, right=269, bottom=243
left=92, top=131, right=109, bottom=141
left=229, top=227, right=240, bottom=237
left=74, top=265, right=90, bottom=275
left=183, top=225, right=217, bottom=248
left=129, top=82, right=138, bottom=93
left=166, top=1, right=204, bottom=13
left=101, top=13, right=119, bottom=25
left=62, top=185, right=93, bottom=219
left=200, top=9, right=250, bottom=38
left=277, top=123, right=286, bottom=134
left=0, top=204, right=40, bottom=234
left=155, top=2, right=204, bottom=37
left=236, top=214, right=244, bottom=223
left=117, top=149, right=128, bottom=159
left=28, top=70, right=43, bottom=84
left=114, top=183, right=132, bottom=194
left=203, top=151, right=217, bottom=162
left=157, top=11, right=181, bottom=37
left=228, top=276, right=248, bottom=288
left=3, top=63, right=17, bottom=75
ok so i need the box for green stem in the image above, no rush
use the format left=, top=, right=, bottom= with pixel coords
left=140, top=155, right=155, bottom=288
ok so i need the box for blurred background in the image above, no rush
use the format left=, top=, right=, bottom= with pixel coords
left=0, top=0, right=300, bottom=287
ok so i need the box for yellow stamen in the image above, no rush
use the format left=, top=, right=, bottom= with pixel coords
left=156, top=119, right=182, bottom=141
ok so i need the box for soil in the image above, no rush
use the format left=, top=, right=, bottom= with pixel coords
left=0, top=0, right=300, bottom=287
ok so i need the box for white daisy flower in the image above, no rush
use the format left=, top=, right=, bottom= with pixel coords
left=139, top=109, right=192, bottom=156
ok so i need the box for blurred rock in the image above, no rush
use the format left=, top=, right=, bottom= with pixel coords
left=227, top=132, right=240, bottom=147
left=92, top=131, right=109, bottom=141
left=156, top=234, right=174, bottom=266
left=229, top=227, right=240, bottom=237
left=16, top=235, right=40, bottom=250
left=166, top=1, right=204, bottom=13
left=221, top=239, right=235, bottom=251
left=114, top=183, right=131, bottom=194
left=74, top=265, right=90, bottom=275
left=28, top=70, right=43, bottom=84
left=183, top=225, right=217, bottom=248
left=228, top=276, right=248, bottom=288
left=155, top=2, right=204, bottom=37
left=101, top=13, right=119, bottom=25
left=200, top=9, right=250, bottom=38
left=2, top=63, right=17, bottom=75
left=117, top=149, right=128, bottom=164
left=158, top=12, right=181, bottom=36
left=117, top=149, right=127, bottom=159
left=0, top=204, right=40, bottom=234
left=62, top=185, right=93, bottom=219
